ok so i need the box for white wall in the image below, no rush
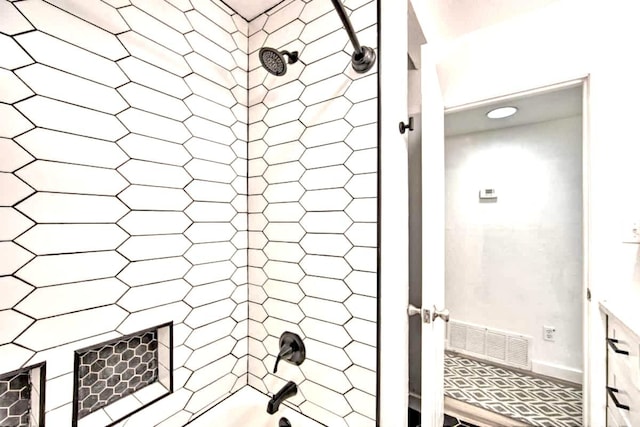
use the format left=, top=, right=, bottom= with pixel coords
left=431, top=0, right=640, bottom=423
left=445, top=116, right=583, bottom=379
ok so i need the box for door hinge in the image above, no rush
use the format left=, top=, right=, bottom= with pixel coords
left=587, top=288, right=591, bottom=301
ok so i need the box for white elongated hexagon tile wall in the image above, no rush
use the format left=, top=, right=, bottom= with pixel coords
left=247, top=1, right=378, bottom=426
left=0, top=0, right=249, bottom=424
left=0, top=0, right=378, bottom=426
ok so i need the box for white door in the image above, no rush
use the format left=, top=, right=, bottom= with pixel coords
left=420, top=45, right=446, bottom=427
left=378, top=0, right=410, bottom=425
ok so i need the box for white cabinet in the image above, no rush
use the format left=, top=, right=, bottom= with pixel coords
left=607, top=314, right=640, bottom=427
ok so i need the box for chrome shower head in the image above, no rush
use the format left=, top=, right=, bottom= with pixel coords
left=259, top=47, right=299, bottom=76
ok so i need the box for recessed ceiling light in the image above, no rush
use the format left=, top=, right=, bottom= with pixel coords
left=486, top=106, right=518, bottom=119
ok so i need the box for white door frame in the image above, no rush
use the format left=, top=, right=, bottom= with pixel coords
left=422, top=76, right=595, bottom=426
left=419, top=43, right=446, bottom=427
left=377, top=0, right=409, bottom=425
left=377, top=0, right=599, bottom=422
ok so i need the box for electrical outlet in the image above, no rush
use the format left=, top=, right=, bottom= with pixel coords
left=543, top=326, right=556, bottom=342
left=623, top=222, right=640, bottom=244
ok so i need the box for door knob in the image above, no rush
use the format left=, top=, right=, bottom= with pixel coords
left=432, top=307, right=450, bottom=323
left=407, top=304, right=431, bottom=323
left=407, top=304, right=420, bottom=317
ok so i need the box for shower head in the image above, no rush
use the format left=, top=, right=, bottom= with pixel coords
left=259, top=47, right=299, bottom=76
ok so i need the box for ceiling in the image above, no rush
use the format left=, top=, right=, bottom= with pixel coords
left=421, top=0, right=561, bottom=41
left=225, top=0, right=560, bottom=36
left=221, top=0, right=284, bottom=21
left=445, top=85, right=582, bottom=137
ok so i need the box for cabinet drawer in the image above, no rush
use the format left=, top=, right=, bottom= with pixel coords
left=607, top=384, right=633, bottom=427
left=607, top=315, right=640, bottom=427
left=608, top=404, right=628, bottom=427
left=608, top=316, right=640, bottom=392
left=608, top=315, right=638, bottom=355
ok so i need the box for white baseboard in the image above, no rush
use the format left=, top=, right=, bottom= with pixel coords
left=446, top=341, right=583, bottom=385
left=531, top=360, right=582, bottom=384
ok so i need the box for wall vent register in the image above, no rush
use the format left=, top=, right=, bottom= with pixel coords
left=448, top=320, right=531, bottom=370
left=0, top=363, right=45, bottom=427
left=72, top=323, right=172, bottom=427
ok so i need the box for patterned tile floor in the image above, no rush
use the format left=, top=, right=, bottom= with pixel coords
left=444, top=352, right=582, bottom=427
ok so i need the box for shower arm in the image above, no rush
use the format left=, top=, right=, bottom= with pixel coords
left=330, top=0, right=363, bottom=57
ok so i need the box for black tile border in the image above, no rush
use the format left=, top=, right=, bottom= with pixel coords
left=0, top=361, right=46, bottom=427
left=71, top=322, right=173, bottom=427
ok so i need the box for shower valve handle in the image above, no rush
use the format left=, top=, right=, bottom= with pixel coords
left=273, top=345, right=294, bottom=373
left=273, top=331, right=306, bottom=373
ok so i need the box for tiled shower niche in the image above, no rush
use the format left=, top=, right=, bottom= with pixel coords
left=0, top=363, right=45, bottom=427
left=72, top=323, right=172, bottom=427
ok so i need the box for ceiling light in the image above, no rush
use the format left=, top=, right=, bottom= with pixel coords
left=486, top=106, right=518, bottom=119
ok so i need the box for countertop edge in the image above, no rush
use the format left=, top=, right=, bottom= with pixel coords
left=600, top=298, right=640, bottom=338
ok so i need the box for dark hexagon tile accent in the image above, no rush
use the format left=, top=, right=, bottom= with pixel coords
left=0, top=372, right=30, bottom=427
left=0, top=363, right=44, bottom=427
left=76, top=331, right=158, bottom=420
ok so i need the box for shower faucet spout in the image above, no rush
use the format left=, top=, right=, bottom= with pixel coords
left=267, top=381, right=297, bottom=414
